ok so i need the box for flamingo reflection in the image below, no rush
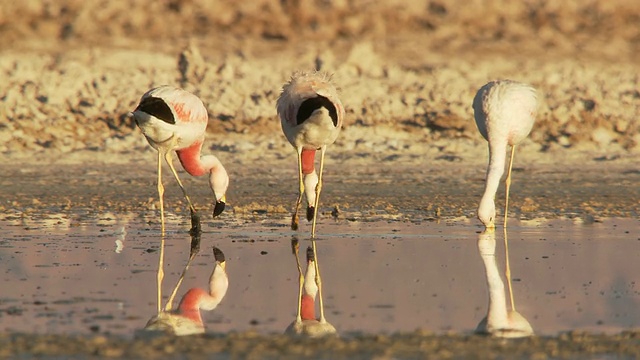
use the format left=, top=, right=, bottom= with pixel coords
left=285, top=238, right=337, bottom=337
left=475, top=229, right=533, bottom=338
left=145, top=229, right=228, bottom=336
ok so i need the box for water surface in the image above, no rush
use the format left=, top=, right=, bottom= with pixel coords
left=1, top=214, right=638, bottom=337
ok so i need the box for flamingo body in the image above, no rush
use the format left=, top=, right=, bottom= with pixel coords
left=277, top=71, right=344, bottom=150
left=133, top=86, right=208, bottom=153
left=473, top=80, right=537, bottom=228
left=144, top=311, right=205, bottom=336
left=285, top=319, right=338, bottom=338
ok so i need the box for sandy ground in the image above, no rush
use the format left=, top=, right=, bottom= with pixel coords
left=1, top=0, right=640, bottom=358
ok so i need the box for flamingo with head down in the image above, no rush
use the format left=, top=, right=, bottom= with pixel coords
left=473, top=80, right=537, bottom=230
left=276, top=71, right=345, bottom=236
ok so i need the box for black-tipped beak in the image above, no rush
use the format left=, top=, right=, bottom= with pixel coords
left=306, top=246, right=315, bottom=262
left=306, top=206, right=315, bottom=222
left=213, top=246, right=225, bottom=262
left=213, top=200, right=226, bottom=217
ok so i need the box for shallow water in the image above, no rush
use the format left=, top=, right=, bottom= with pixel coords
left=0, top=213, right=638, bottom=337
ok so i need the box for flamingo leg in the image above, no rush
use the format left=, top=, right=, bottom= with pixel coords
left=311, top=239, right=326, bottom=323
left=310, top=146, right=326, bottom=239
left=503, top=227, right=516, bottom=312
left=156, top=150, right=165, bottom=314
left=165, top=228, right=202, bottom=311
left=157, top=151, right=166, bottom=235
left=291, top=238, right=304, bottom=323
left=311, top=146, right=327, bottom=323
left=165, top=151, right=200, bottom=233
left=504, top=145, right=516, bottom=311
left=504, top=145, right=516, bottom=229
left=291, top=148, right=304, bottom=231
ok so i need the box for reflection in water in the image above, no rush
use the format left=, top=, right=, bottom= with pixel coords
left=114, top=226, right=126, bottom=254
left=144, top=226, right=228, bottom=336
left=475, top=229, right=533, bottom=338
left=285, top=238, right=337, bottom=337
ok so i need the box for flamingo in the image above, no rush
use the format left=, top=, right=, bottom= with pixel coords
left=473, top=80, right=537, bottom=230
left=285, top=239, right=337, bottom=337
left=130, top=85, right=229, bottom=312
left=131, top=85, right=229, bottom=231
left=475, top=230, right=533, bottom=338
left=276, top=71, right=345, bottom=236
left=145, top=246, right=229, bottom=336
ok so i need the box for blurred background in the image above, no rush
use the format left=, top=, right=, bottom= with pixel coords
left=0, top=0, right=639, bottom=157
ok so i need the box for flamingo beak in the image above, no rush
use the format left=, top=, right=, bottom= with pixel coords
left=306, top=206, right=315, bottom=221
left=485, top=217, right=496, bottom=231
left=213, top=247, right=226, bottom=271
left=213, top=246, right=225, bottom=262
left=306, top=246, right=315, bottom=262
left=213, top=195, right=226, bottom=217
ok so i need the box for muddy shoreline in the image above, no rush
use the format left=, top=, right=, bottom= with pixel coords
left=2, top=156, right=639, bottom=223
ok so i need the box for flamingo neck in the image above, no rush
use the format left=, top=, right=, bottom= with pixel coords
left=478, top=142, right=507, bottom=226
left=304, top=171, right=318, bottom=205
left=301, top=259, right=318, bottom=321
left=176, top=141, right=228, bottom=201
left=301, top=149, right=316, bottom=175
left=176, top=140, right=225, bottom=177
left=201, top=263, right=228, bottom=311
left=481, top=247, right=509, bottom=327
left=177, top=288, right=206, bottom=324
left=300, top=294, right=316, bottom=320
left=176, top=264, right=228, bottom=323
left=176, top=140, right=207, bottom=176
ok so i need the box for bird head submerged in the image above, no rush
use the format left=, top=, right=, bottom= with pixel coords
left=477, top=197, right=496, bottom=229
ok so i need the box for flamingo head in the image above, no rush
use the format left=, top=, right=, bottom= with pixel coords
left=210, top=164, right=229, bottom=218
left=477, top=197, right=496, bottom=229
